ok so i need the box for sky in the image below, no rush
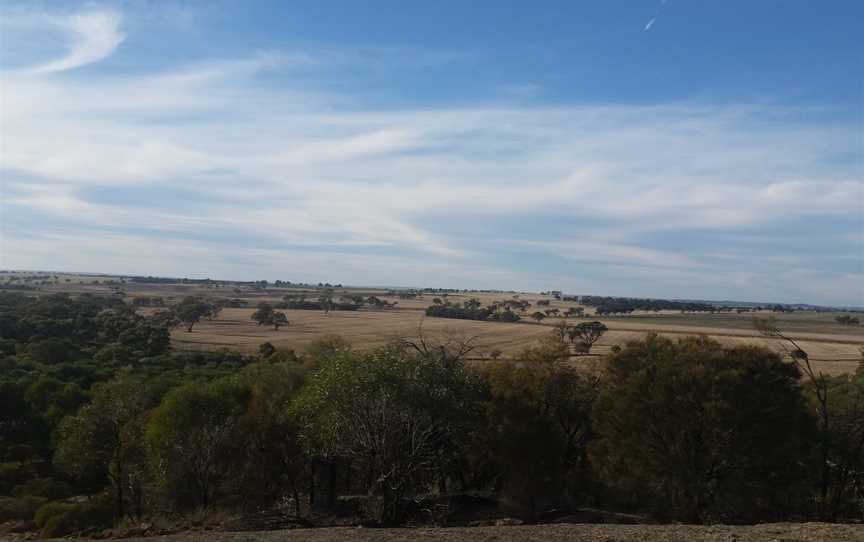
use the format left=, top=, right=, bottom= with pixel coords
left=0, top=0, right=862, bottom=306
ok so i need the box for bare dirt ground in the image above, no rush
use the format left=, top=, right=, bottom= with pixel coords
left=68, top=522, right=864, bottom=542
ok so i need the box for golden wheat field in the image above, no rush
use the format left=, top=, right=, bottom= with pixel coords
left=16, top=277, right=862, bottom=376
left=66, top=282, right=854, bottom=377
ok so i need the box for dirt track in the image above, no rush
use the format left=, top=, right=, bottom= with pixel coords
left=78, top=523, right=864, bottom=542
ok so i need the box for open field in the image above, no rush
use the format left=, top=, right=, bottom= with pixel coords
left=4, top=272, right=862, bottom=376
left=172, top=307, right=863, bottom=376
left=57, top=522, right=864, bottom=542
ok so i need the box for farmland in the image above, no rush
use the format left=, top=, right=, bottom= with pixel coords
left=8, top=271, right=863, bottom=376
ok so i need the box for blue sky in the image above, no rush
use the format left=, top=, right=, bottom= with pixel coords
left=0, top=0, right=861, bottom=305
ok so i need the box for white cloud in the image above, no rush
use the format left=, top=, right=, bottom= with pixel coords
left=522, top=239, right=700, bottom=269
left=28, top=10, right=125, bottom=73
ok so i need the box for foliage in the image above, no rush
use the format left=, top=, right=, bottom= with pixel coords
left=291, top=345, right=484, bottom=523
left=55, top=371, right=164, bottom=519
left=425, top=300, right=520, bottom=322
left=566, top=321, right=608, bottom=354
left=836, top=315, right=860, bottom=326
left=251, top=303, right=289, bottom=330
left=592, top=334, right=814, bottom=522
left=34, top=496, right=113, bottom=537
left=818, top=368, right=864, bottom=518
left=480, top=354, right=599, bottom=514
left=3, top=289, right=863, bottom=530
left=146, top=378, right=250, bottom=510
left=230, top=361, right=309, bottom=509
left=581, top=295, right=715, bottom=315
left=172, top=297, right=221, bottom=332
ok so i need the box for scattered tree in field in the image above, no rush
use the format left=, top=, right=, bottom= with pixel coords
left=252, top=303, right=275, bottom=326
left=270, top=311, right=289, bottom=330
left=531, top=311, right=546, bottom=323
left=251, top=303, right=288, bottom=329
left=567, top=321, right=608, bottom=354
left=836, top=315, right=860, bottom=326
left=552, top=320, right=570, bottom=342
left=173, top=296, right=221, bottom=332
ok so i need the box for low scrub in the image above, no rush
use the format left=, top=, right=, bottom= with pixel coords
left=34, top=497, right=113, bottom=538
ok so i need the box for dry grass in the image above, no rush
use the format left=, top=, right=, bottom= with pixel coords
left=9, top=275, right=862, bottom=376
left=173, top=307, right=551, bottom=358
left=174, top=306, right=862, bottom=376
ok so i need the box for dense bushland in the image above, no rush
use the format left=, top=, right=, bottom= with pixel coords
left=1, top=291, right=862, bottom=536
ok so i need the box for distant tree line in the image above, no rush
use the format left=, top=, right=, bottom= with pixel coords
left=279, top=294, right=397, bottom=313
left=580, top=296, right=717, bottom=314
left=425, top=298, right=521, bottom=322
left=421, top=288, right=518, bottom=294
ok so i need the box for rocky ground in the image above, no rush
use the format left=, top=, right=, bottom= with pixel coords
left=30, top=522, right=860, bottom=542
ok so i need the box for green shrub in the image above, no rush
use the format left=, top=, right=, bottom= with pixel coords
left=34, top=497, right=113, bottom=537
left=0, top=495, right=47, bottom=521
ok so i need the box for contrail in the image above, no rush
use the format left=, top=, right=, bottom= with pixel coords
left=644, top=0, right=667, bottom=31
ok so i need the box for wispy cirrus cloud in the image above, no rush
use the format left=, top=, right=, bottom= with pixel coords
left=1, top=9, right=126, bottom=73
